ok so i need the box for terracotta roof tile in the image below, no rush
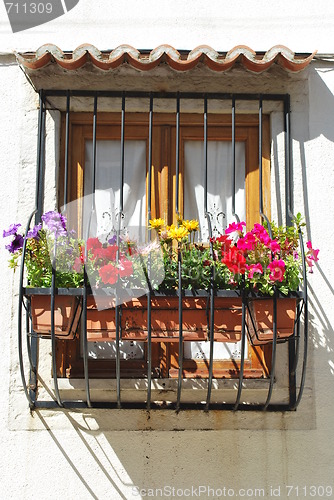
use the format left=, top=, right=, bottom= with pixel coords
left=16, top=44, right=316, bottom=73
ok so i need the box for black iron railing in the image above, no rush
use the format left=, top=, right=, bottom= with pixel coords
left=18, top=90, right=308, bottom=411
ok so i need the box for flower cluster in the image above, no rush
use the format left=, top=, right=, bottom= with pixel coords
left=3, top=211, right=84, bottom=288
left=148, top=213, right=318, bottom=295
left=149, top=217, right=199, bottom=243
left=84, top=237, right=134, bottom=286
left=210, top=213, right=319, bottom=295
left=4, top=210, right=318, bottom=295
left=149, top=216, right=211, bottom=290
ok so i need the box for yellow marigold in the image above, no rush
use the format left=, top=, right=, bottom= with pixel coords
left=149, top=218, right=165, bottom=230
left=167, top=225, right=189, bottom=241
left=182, top=219, right=199, bottom=232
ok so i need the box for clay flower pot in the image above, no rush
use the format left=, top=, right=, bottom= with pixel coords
left=86, top=295, right=243, bottom=343
left=247, top=297, right=297, bottom=345
left=30, top=295, right=82, bottom=339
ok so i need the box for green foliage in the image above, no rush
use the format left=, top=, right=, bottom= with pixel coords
left=10, top=229, right=84, bottom=288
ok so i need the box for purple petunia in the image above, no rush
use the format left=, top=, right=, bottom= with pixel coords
left=3, top=223, right=21, bottom=238
left=5, top=234, right=24, bottom=253
left=42, top=211, right=67, bottom=237
left=27, top=223, right=42, bottom=240
left=108, top=234, right=117, bottom=245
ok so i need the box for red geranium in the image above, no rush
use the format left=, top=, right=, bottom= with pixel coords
left=222, top=246, right=247, bottom=275
left=87, top=237, right=103, bottom=252
left=92, top=244, right=118, bottom=262
left=98, top=264, right=119, bottom=285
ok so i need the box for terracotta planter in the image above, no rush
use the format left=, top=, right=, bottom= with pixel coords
left=30, top=295, right=82, bottom=339
left=247, top=297, right=297, bottom=345
left=86, top=295, right=243, bottom=342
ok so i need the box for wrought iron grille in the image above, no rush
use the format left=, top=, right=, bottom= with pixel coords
left=18, top=90, right=308, bottom=411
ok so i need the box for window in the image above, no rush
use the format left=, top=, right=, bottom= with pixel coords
left=16, top=46, right=313, bottom=410
left=56, top=106, right=272, bottom=380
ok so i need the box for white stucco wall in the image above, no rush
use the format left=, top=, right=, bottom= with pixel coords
left=1, top=1, right=334, bottom=499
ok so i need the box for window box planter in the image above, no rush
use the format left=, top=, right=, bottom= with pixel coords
left=86, top=293, right=243, bottom=343
left=29, top=292, right=82, bottom=340
left=247, top=297, right=297, bottom=345
left=26, top=289, right=297, bottom=346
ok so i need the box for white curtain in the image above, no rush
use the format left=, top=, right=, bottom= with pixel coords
left=84, top=140, right=146, bottom=242
left=184, top=140, right=245, bottom=241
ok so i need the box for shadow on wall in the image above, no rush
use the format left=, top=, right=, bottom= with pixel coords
left=34, top=405, right=317, bottom=500
left=295, top=67, right=334, bottom=379
left=22, top=69, right=333, bottom=500
left=269, top=66, right=334, bottom=381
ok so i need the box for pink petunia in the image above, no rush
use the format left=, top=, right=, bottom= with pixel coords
left=306, top=241, right=319, bottom=261
left=225, top=221, right=246, bottom=235
left=306, top=241, right=319, bottom=272
left=237, top=232, right=256, bottom=251
left=251, top=224, right=271, bottom=246
left=269, top=239, right=281, bottom=254
left=267, top=259, right=286, bottom=282
left=246, top=263, right=264, bottom=279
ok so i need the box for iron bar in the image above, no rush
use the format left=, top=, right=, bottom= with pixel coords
left=36, top=90, right=46, bottom=224
left=175, top=93, right=180, bottom=215
left=231, top=96, right=240, bottom=222
left=259, top=95, right=273, bottom=238
left=115, top=93, right=126, bottom=408
left=92, top=93, right=98, bottom=197
left=81, top=93, right=99, bottom=409
left=284, top=94, right=293, bottom=226
left=32, top=400, right=297, bottom=411
left=263, top=292, right=278, bottom=410
left=23, top=89, right=47, bottom=406
left=120, top=92, right=126, bottom=212
left=176, top=249, right=183, bottom=411
left=146, top=94, right=153, bottom=409
left=205, top=244, right=215, bottom=410
left=204, top=97, right=208, bottom=214
left=25, top=298, right=34, bottom=372
left=233, top=288, right=247, bottom=411
left=18, top=210, right=37, bottom=408
left=290, top=230, right=308, bottom=410
left=288, top=326, right=297, bottom=408
left=44, top=89, right=289, bottom=101
left=50, top=242, right=63, bottom=407
left=291, top=302, right=303, bottom=375
left=64, top=90, right=70, bottom=209
left=203, top=97, right=215, bottom=410
left=82, top=273, right=91, bottom=407
left=175, top=93, right=184, bottom=411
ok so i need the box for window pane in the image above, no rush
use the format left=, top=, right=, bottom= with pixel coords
left=84, top=140, right=146, bottom=241
left=184, top=140, right=245, bottom=241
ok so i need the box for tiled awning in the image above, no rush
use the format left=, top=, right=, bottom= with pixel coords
left=17, top=44, right=316, bottom=73
left=16, top=44, right=316, bottom=106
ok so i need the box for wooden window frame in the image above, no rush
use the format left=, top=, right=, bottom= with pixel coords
left=57, top=112, right=271, bottom=379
